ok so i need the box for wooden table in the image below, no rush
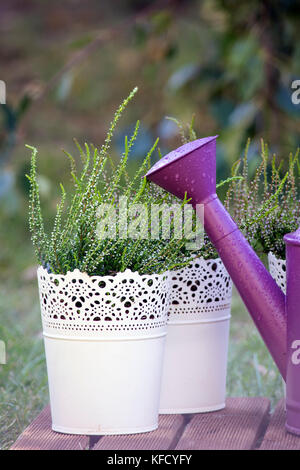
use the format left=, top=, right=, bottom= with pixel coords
left=10, top=398, right=300, bottom=450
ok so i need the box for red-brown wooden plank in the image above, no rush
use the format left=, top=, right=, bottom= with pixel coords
left=260, top=399, right=300, bottom=450
left=93, top=415, right=186, bottom=450
left=175, top=397, right=270, bottom=450
left=10, top=406, right=89, bottom=450
left=11, top=398, right=276, bottom=451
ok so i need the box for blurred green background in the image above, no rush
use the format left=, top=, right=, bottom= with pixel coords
left=0, top=0, right=298, bottom=449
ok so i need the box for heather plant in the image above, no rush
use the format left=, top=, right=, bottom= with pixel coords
left=225, top=140, right=300, bottom=260
left=27, top=88, right=196, bottom=276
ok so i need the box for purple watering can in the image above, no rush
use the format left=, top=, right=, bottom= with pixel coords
left=146, top=136, right=300, bottom=434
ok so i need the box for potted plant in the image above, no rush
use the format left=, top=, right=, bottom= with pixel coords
left=27, top=88, right=190, bottom=435
left=158, top=119, right=234, bottom=414
left=225, top=140, right=299, bottom=295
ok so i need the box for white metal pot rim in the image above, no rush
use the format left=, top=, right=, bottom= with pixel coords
left=167, top=314, right=231, bottom=326
left=160, top=403, right=225, bottom=415
left=52, top=423, right=158, bottom=436
left=268, top=251, right=286, bottom=294
left=38, top=266, right=170, bottom=338
left=43, top=331, right=167, bottom=342
left=169, top=257, right=232, bottom=320
left=38, top=266, right=169, bottom=281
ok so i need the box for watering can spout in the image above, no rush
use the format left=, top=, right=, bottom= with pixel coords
left=146, top=136, right=287, bottom=378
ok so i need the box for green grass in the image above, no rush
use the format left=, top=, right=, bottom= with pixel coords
left=0, top=280, right=48, bottom=450
left=0, top=278, right=283, bottom=450
left=228, top=286, right=283, bottom=402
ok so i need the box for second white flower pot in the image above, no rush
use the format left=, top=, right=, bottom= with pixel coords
left=268, top=252, right=287, bottom=399
left=268, top=252, right=286, bottom=294
left=159, top=258, right=232, bottom=414
left=38, top=267, right=170, bottom=435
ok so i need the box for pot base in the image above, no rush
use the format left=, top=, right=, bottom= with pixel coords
left=159, top=403, right=225, bottom=415
left=285, top=423, right=300, bottom=436
left=52, top=423, right=158, bottom=436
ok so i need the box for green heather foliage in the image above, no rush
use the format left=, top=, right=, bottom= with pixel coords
left=225, top=140, right=300, bottom=259
left=27, top=89, right=196, bottom=276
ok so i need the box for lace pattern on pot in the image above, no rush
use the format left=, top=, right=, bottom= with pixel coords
left=268, top=252, right=286, bottom=294
left=169, top=258, right=232, bottom=323
left=37, top=267, right=170, bottom=339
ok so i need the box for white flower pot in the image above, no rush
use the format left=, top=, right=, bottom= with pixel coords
left=159, top=258, right=232, bottom=414
left=268, top=252, right=286, bottom=294
left=268, top=252, right=287, bottom=400
left=37, top=267, right=170, bottom=435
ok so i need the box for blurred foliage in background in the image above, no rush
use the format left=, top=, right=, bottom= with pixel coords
left=1, top=1, right=299, bottom=236
left=0, top=0, right=299, bottom=275
left=0, top=0, right=299, bottom=277
left=0, top=0, right=298, bottom=448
